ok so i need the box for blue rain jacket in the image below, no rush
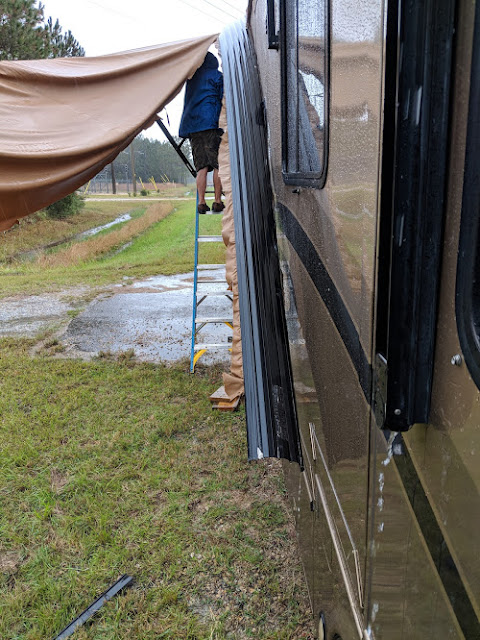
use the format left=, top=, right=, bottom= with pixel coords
left=179, top=52, right=223, bottom=138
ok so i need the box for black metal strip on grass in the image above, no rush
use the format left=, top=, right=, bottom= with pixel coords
left=53, top=574, right=134, bottom=640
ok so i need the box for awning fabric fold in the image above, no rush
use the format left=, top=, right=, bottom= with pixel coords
left=0, top=34, right=218, bottom=231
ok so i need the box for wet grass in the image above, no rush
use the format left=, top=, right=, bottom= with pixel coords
left=38, top=203, right=173, bottom=268
left=0, top=338, right=313, bottom=639
left=0, top=201, right=225, bottom=298
left=0, top=201, right=144, bottom=263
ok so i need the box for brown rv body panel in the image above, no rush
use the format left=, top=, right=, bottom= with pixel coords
left=245, top=0, right=478, bottom=637
left=404, top=0, right=480, bottom=620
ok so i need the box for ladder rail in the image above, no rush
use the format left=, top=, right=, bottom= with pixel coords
left=190, top=191, right=200, bottom=372
left=189, top=189, right=231, bottom=372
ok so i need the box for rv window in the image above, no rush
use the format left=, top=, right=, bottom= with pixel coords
left=282, top=0, right=328, bottom=187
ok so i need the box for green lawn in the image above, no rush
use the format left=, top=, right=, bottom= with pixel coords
left=0, top=339, right=312, bottom=639
left=0, top=201, right=225, bottom=298
left=0, top=200, right=313, bottom=638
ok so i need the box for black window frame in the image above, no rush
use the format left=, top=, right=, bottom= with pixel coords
left=280, top=0, right=330, bottom=189
left=375, top=0, right=456, bottom=431
left=267, top=0, right=279, bottom=50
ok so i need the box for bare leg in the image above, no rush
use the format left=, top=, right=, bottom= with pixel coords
left=213, top=168, right=223, bottom=203
left=196, top=167, right=208, bottom=204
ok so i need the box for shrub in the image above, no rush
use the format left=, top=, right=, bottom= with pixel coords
left=45, top=192, right=85, bottom=219
left=140, top=188, right=149, bottom=196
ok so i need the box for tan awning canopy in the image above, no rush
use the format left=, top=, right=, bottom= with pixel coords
left=0, top=34, right=218, bottom=231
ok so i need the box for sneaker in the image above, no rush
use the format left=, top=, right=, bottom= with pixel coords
left=198, top=203, right=210, bottom=214
left=211, top=201, right=225, bottom=213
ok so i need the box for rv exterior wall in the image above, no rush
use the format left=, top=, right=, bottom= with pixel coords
left=246, top=0, right=479, bottom=637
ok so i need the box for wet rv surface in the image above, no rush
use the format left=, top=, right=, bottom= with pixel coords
left=0, top=269, right=231, bottom=364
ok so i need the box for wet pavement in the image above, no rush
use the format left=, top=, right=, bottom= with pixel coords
left=0, top=270, right=232, bottom=365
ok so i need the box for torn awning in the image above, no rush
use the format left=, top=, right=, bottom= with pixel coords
left=0, top=34, right=218, bottom=232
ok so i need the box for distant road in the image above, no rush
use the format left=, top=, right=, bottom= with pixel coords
left=85, top=197, right=195, bottom=202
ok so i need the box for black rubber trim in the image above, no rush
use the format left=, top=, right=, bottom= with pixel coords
left=381, top=0, right=455, bottom=431
left=277, top=202, right=371, bottom=401
left=267, top=0, right=279, bottom=49
left=456, top=0, right=480, bottom=390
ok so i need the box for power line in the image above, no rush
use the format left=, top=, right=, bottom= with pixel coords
left=195, top=0, right=242, bottom=21
left=176, top=0, right=231, bottom=27
left=210, top=0, right=245, bottom=18
left=85, top=0, right=139, bottom=23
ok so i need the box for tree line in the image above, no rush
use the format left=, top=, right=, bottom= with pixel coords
left=92, top=136, right=194, bottom=193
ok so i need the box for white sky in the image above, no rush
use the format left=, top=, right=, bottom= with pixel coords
left=40, top=0, right=247, bottom=140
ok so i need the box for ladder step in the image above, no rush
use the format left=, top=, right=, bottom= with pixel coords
left=196, top=291, right=232, bottom=297
left=197, top=264, right=225, bottom=270
left=195, top=317, right=233, bottom=324
left=198, top=235, right=223, bottom=242
left=195, top=343, right=232, bottom=350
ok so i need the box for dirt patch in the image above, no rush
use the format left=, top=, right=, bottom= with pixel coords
left=50, top=469, right=69, bottom=493
left=0, top=551, right=22, bottom=575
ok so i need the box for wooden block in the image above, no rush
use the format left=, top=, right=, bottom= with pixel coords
left=209, top=385, right=241, bottom=411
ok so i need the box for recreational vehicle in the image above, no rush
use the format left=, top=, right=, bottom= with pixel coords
left=219, top=0, right=480, bottom=637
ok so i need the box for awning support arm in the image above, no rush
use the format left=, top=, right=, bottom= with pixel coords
left=156, top=118, right=197, bottom=178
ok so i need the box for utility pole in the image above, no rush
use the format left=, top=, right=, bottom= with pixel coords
left=129, top=145, right=137, bottom=196
left=110, top=162, right=116, bottom=194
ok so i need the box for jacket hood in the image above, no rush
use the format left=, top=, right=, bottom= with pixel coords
left=202, top=51, right=219, bottom=70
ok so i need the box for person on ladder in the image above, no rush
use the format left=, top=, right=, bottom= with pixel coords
left=179, top=51, right=224, bottom=214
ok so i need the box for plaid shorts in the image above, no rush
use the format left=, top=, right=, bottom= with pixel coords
left=190, top=128, right=223, bottom=172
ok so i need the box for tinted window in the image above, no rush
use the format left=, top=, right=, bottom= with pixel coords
left=282, top=0, right=328, bottom=186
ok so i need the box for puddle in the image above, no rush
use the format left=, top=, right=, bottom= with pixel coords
left=0, top=270, right=232, bottom=366
left=78, top=213, right=132, bottom=238
left=0, top=288, right=90, bottom=336
left=64, top=268, right=231, bottom=364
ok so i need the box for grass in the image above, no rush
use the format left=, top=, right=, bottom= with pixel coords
left=38, top=203, right=172, bottom=268
left=0, top=338, right=312, bottom=639
left=0, top=198, right=312, bottom=637
left=0, top=201, right=145, bottom=263
left=0, top=201, right=225, bottom=298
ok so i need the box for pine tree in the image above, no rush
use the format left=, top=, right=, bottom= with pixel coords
left=0, top=0, right=45, bottom=60
left=43, top=16, right=84, bottom=58
left=0, top=0, right=84, bottom=61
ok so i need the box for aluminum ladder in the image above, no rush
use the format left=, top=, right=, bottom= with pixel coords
left=190, top=190, right=233, bottom=372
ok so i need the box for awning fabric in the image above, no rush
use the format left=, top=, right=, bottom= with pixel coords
left=0, top=34, right=218, bottom=231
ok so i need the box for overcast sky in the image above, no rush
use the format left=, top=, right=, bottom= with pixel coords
left=40, top=0, right=247, bottom=139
